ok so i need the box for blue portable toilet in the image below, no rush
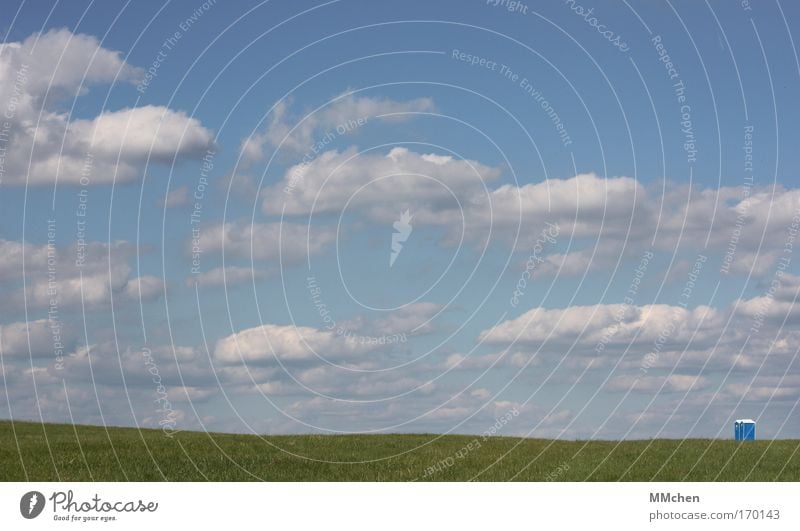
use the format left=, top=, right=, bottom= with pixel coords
left=734, top=419, right=756, bottom=440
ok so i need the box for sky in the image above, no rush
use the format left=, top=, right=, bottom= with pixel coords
left=1, top=0, right=800, bottom=442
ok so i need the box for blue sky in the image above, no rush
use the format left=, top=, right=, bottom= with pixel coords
left=1, top=0, right=800, bottom=441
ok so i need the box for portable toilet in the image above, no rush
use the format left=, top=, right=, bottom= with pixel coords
left=734, top=419, right=756, bottom=440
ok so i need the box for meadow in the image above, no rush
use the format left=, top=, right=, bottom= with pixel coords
left=1, top=420, right=798, bottom=481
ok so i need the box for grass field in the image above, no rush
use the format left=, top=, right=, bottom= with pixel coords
left=1, top=420, right=798, bottom=481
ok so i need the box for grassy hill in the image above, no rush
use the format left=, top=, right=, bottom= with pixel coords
left=1, top=420, right=798, bottom=481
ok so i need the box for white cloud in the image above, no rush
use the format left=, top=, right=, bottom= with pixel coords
left=240, top=93, right=435, bottom=164
left=724, top=375, right=800, bottom=402
left=195, top=220, right=335, bottom=262
left=262, top=146, right=501, bottom=217
left=21, top=271, right=163, bottom=309
left=476, top=291, right=800, bottom=377
left=479, top=303, right=724, bottom=349
left=0, top=239, right=50, bottom=280
left=340, top=302, right=444, bottom=336
left=0, top=28, right=142, bottom=104
left=161, top=186, right=190, bottom=208
left=0, top=319, right=71, bottom=358
left=0, top=29, right=214, bottom=185
left=261, top=152, right=800, bottom=280
left=734, top=273, right=800, bottom=322
left=213, top=323, right=380, bottom=365
left=123, top=275, right=164, bottom=300
left=0, top=239, right=162, bottom=310
left=488, top=180, right=800, bottom=275
left=69, top=105, right=213, bottom=164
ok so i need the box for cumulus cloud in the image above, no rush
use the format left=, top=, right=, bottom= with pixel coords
left=213, top=323, right=380, bottom=365
left=70, top=106, right=212, bottom=162
left=733, top=273, right=800, bottom=323
left=0, top=238, right=162, bottom=310
left=340, top=302, right=444, bottom=337
left=479, top=303, right=724, bottom=349
left=0, top=29, right=142, bottom=103
left=474, top=291, right=800, bottom=407
left=261, top=150, right=800, bottom=279
left=20, top=271, right=163, bottom=310
left=485, top=179, right=800, bottom=275
left=240, top=92, right=435, bottom=164
left=484, top=173, right=646, bottom=236
left=0, top=319, right=73, bottom=358
left=0, top=29, right=214, bottom=185
left=161, top=185, right=191, bottom=208
left=724, top=375, right=800, bottom=402
left=262, top=146, right=501, bottom=218
left=49, top=342, right=215, bottom=390
left=0, top=350, right=215, bottom=432
left=194, top=220, right=335, bottom=262
left=0, top=239, right=50, bottom=280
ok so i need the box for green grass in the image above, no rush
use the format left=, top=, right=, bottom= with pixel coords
left=1, top=420, right=798, bottom=481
